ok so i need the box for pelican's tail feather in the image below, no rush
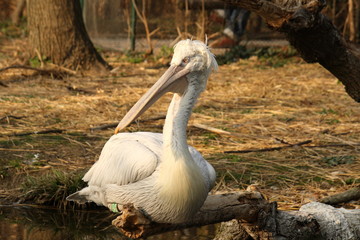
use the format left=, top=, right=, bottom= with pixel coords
left=66, top=186, right=106, bottom=206
left=66, top=191, right=89, bottom=204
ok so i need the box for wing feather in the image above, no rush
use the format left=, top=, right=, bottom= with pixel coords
left=83, top=132, right=162, bottom=187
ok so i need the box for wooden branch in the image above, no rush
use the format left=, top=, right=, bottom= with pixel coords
left=0, top=148, right=43, bottom=152
left=9, top=129, right=65, bottom=137
left=221, top=0, right=326, bottom=28
left=220, top=0, right=360, bottom=102
left=224, top=140, right=312, bottom=153
left=192, top=123, right=235, bottom=135
left=0, top=64, right=47, bottom=73
left=131, top=0, right=156, bottom=54
left=0, top=64, right=74, bottom=79
left=0, top=115, right=25, bottom=121
left=112, top=191, right=272, bottom=238
left=191, top=122, right=268, bottom=140
left=111, top=191, right=360, bottom=239
left=226, top=142, right=360, bottom=154
left=90, top=115, right=166, bottom=131
left=321, top=186, right=360, bottom=205
left=177, top=0, right=226, bottom=10
left=149, top=27, right=160, bottom=37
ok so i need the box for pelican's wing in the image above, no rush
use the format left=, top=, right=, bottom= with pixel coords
left=188, top=146, right=216, bottom=191
left=83, top=132, right=163, bottom=187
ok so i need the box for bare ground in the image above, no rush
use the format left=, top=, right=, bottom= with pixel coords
left=0, top=37, right=359, bottom=210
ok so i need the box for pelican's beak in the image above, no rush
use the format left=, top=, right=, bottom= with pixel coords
left=115, top=65, right=190, bottom=134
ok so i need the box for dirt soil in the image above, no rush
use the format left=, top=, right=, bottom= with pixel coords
left=1, top=37, right=359, bottom=210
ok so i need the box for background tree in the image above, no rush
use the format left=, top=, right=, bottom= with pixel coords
left=11, top=0, right=26, bottom=25
left=219, top=0, right=360, bottom=103
left=27, top=0, right=111, bottom=72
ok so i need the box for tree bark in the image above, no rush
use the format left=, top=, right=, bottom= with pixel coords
left=11, top=0, right=26, bottom=25
left=27, top=0, right=111, bottom=73
left=215, top=202, right=360, bottom=240
left=111, top=192, right=360, bottom=239
left=219, top=0, right=360, bottom=102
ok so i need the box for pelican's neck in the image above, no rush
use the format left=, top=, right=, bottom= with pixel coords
left=163, top=83, right=200, bottom=161
left=157, top=76, right=209, bottom=221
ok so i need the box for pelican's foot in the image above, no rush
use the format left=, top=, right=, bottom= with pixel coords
left=112, top=203, right=152, bottom=238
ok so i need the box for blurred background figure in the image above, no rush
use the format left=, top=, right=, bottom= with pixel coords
left=211, top=7, right=250, bottom=48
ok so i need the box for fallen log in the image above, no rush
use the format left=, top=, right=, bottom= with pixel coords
left=214, top=201, right=360, bottom=239
left=112, top=191, right=272, bottom=238
left=110, top=191, right=360, bottom=239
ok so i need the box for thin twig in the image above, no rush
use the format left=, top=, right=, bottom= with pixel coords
left=9, top=129, right=65, bottom=137
left=47, top=63, right=77, bottom=75
left=0, top=115, right=25, bottom=121
left=34, top=48, right=44, bottom=68
left=225, top=140, right=312, bottom=153
left=0, top=64, right=73, bottom=78
left=191, top=122, right=268, bottom=140
left=90, top=115, right=166, bottom=131
left=149, top=27, right=160, bottom=37
left=0, top=148, right=43, bottom=152
left=225, top=141, right=360, bottom=154
left=0, top=64, right=46, bottom=73
left=131, top=0, right=157, bottom=54
left=306, top=143, right=360, bottom=148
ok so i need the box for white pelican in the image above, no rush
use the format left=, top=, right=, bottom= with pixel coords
left=67, top=39, right=218, bottom=223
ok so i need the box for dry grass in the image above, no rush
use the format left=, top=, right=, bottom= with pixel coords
left=0, top=37, right=359, bottom=210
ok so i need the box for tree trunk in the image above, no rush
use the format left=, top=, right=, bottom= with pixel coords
left=11, top=0, right=26, bottom=25
left=219, top=0, right=360, bottom=103
left=27, top=0, right=111, bottom=72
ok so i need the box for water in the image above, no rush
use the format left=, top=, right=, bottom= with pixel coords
left=0, top=205, right=217, bottom=240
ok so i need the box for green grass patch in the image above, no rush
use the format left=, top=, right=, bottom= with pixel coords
left=324, top=119, right=340, bottom=125
left=158, top=45, right=174, bottom=58
left=278, top=117, right=296, bottom=123
left=8, top=159, right=22, bottom=168
left=322, top=155, right=355, bottom=166
left=20, top=170, right=87, bottom=208
left=312, top=176, right=326, bottom=182
left=123, top=51, right=147, bottom=63
left=217, top=46, right=299, bottom=67
left=193, top=105, right=220, bottom=117
left=216, top=45, right=252, bottom=65
left=240, top=109, right=253, bottom=114
left=0, top=20, right=27, bottom=38
left=202, top=132, right=219, bottom=145
left=224, top=154, right=246, bottom=163
left=318, top=108, right=338, bottom=115
left=345, top=178, right=360, bottom=185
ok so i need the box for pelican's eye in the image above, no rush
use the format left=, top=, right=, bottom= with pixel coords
left=182, top=57, right=190, bottom=65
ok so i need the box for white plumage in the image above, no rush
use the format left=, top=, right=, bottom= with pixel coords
left=67, top=39, right=218, bottom=223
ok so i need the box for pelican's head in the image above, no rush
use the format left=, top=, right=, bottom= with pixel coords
left=172, top=39, right=218, bottom=83
left=115, top=39, right=218, bottom=133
